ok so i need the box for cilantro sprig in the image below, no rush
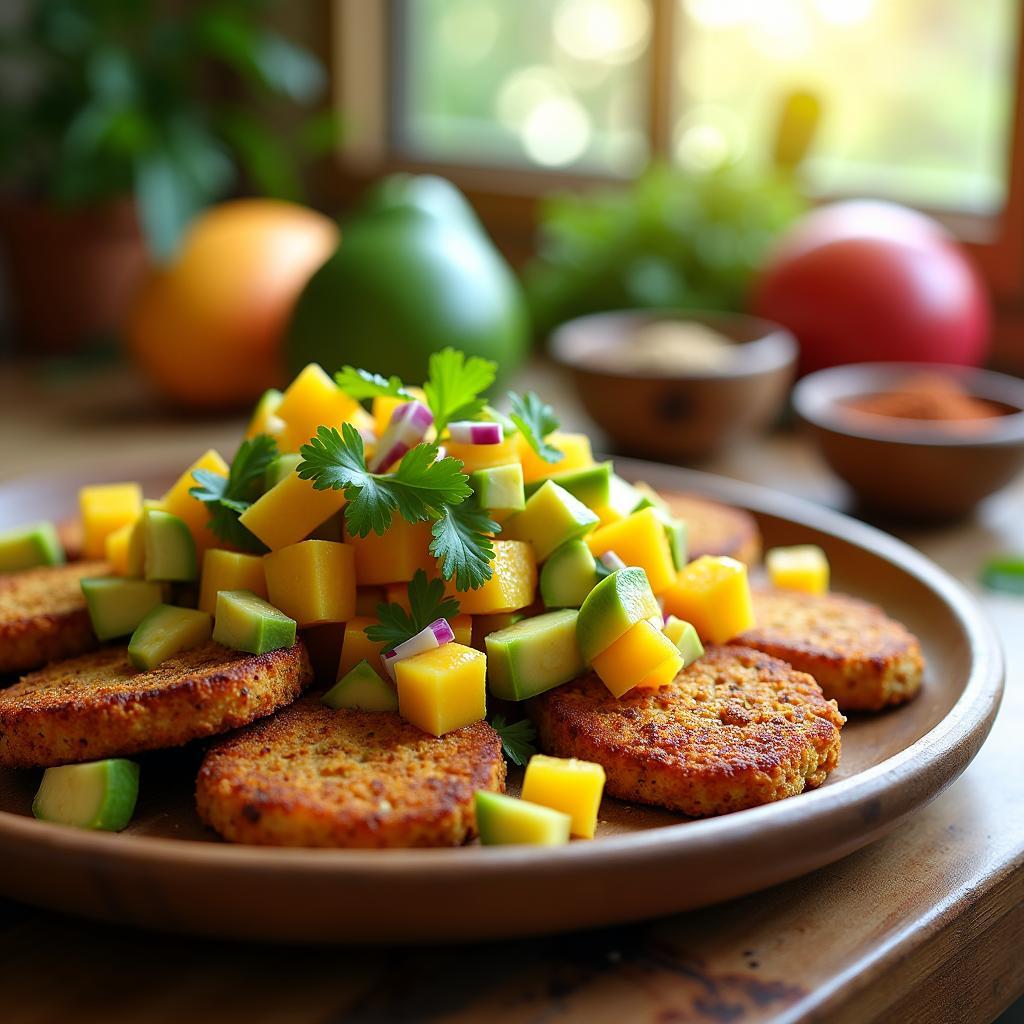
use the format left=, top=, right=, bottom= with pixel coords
left=189, top=435, right=277, bottom=552
left=508, top=391, right=563, bottom=464
left=424, top=347, right=497, bottom=437
left=335, top=366, right=409, bottom=403
left=365, top=570, right=460, bottom=651
left=432, top=498, right=498, bottom=592
left=490, top=714, right=539, bottom=767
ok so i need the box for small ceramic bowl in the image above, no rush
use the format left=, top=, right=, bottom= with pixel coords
left=549, top=310, right=797, bottom=462
left=793, top=362, right=1024, bottom=522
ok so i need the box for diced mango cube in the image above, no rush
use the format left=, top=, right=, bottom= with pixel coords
left=199, top=549, right=267, bottom=615
left=239, top=469, right=346, bottom=551
left=517, top=431, right=594, bottom=484
left=263, top=540, right=356, bottom=627
left=451, top=614, right=473, bottom=646
left=161, top=449, right=228, bottom=555
left=590, top=618, right=683, bottom=698
left=521, top=754, right=607, bottom=839
left=445, top=437, right=521, bottom=475
left=661, top=555, right=754, bottom=644
left=346, top=518, right=434, bottom=584
left=586, top=507, right=676, bottom=594
left=80, top=482, right=143, bottom=560
left=104, top=521, right=134, bottom=575
left=444, top=540, right=537, bottom=615
left=338, top=616, right=387, bottom=679
left=766, top=545, right=830, bottom=595
left=395, top=642, right=487, bottom=736
left=275, top=364, right=361, bottom=450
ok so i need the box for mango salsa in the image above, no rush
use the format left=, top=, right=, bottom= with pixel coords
left=766, top=545, right=830, bottom=595
left=590, top=618, right=683, bottom=698
left=346, top=518, right=434, bottom=585
left=199, top=549, right=267, bottom=615
left=661, top=555, right=754, bottom=644
left=395, top=642, right=487, bottom=736
left=517, top=431, right=593, bottom=484
left=274, top=363, right=361, bottom=451
left=445, top=540, right=537, bottom=615
left=337, top=616, right=387, bottom=679
left=80, top=483, right=143, bottom=560
left=161, top=449, right=227, bottom=555
left=263, top=539, right=356, bottom=626
left=445, top=436, right=521, bottom=475
left=521, top=754, right=606, bottom=839
left=586, top=507, right=676, bottom=594
left=238, top=468, right=346, bottom=551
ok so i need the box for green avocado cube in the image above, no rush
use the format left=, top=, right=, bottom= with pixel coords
left=475, top=791, right=571, bottom=846
left=664, top=616, right=705, bottom=668
left=576, top=567, right=660, bottom=664
left=470, top=464, right=526, bottom=512
left=322, top=659, right=399, bottom=712
left=485, top=609, right=584, bottom=701
left=212, top=589, right=296, bottom=655
left=128, top=604, right=213, bottom=671
left=540, top=539, right=598, bottom=609
left=0, top=521, right=64, bottom=573
left=524, top=462, right=613, bottom=511
left=81, top=577, right=165, bottom=641
left=143, top=509, right=197, bottom=582
left=33, top=759, right=140, bottom=832
left=503, top=481, right=599, bottom=562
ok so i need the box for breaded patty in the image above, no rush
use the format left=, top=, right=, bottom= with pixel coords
left=530, top=645, right=843, bottom=818
left=737, top=590, right=925, bottom=712
left=0, top=561, right=106, bottom=675
left=196, top=698, right=506, bottom=848
left=662, top=494, right=762, bottom=565
left=0, top=640, right=312, bottom=768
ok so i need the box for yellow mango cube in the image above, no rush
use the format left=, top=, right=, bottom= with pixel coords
left=521, top=754, right=606, bottom=839
left=766, top=545, right=830, bottom=595
left=239, top=469, right=346, bottom=551
left=338, top=616, right=387, bottom=679
left=444, top=540, right=537, bottom=615
left=161, top=449, right=228, bottom=555
left=517, top=431, right=594, bottom=484
left=104, top=521, right=134, bottom=575
left=586, top=507, right=676, bottom=594
left=451, top=614, right=473, bottom=645
left=347, top=518, right=435, bottom=584
left=80, top=482, right=143, bottom=560
left=275, top=364, right=361, bottom=450
left=199, top=549, right=268, bottom=615
left=263, top=540, right=356, bottom=626
left=395, top=642, right=487, bottom=737
left=445, top=437, right=521, bottom=475
left=591, top=619, right=683, bottom=698
left=661, top=555, right=754, bottom=644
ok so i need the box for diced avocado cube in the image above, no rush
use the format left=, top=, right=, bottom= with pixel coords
left=503, top=481, right=599, bottom=562
left=540, top=539, right=598, bottom=609
left=322, top=659, right=399, bottom=712
left=470, top=464, right=526, bottom=512
left=81, top=577, right=165, bottom=641
left=212, top=589, right=296, bottom=655
left=471, top=611, right=525, bottom=650
left=485, top=609, right=584, bottom=701
left=576, top=567, right=660, bottom=664
left=127, top=604, right=213, bottom=671
left=143, top=509, right=197, bottom=582
left=0, top=521, right=64, bottom=572
left=475, top=791, right=570, bottom=846
left=265, top=452, right=302, bottom=491
left=33, top=759, right=140, bottom=832
left=664, top=616, right=705, bottom=668
left=524, top=462, right=613, bottom=510
left=605, top=475, right=643, bottom=520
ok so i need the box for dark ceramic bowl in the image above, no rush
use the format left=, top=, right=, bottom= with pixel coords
left=793, top=362, right=1024, bottom=522
left=549, top=310, right=797, bottom=462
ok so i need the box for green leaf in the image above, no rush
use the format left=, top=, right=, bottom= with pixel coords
left=255, top=32, right=326, bottom=104
left=334, top=366, right=409, bottom=403
left=489, top=714, right=539, bottom=767
left=431, top=499, right=498, bottom=591
left=365, top=570, right=461, bottom=651
left=424, top=347, right=497, bottom=437
left=508, top=391, right=563, bottom=464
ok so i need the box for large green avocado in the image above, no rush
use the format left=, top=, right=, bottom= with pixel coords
left=286, top=175, right=530, bottom=384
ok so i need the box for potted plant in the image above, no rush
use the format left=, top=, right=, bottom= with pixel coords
left=0, top=0, right=334, bottom=354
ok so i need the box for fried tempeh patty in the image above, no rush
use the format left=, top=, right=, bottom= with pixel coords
left=196, top=698, right=507, bottom=848
left=0, top=640, right=313, bottom=768
left=530, top=645, right=843, bottom=818
left=737, top=589, right=925, bottom=712
left=0, top=561, right=106, bottom=675
left=661, top=494, right=762, bottom=565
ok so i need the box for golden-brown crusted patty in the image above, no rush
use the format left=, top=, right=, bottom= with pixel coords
left=0, top=561, right=106, bottom=675
left=736, top=589, right=925, bottom=712
left=196, top=698, right=506, bottom=848
left=529, top=645, right=844, bottom=818
left=661, top=494, right=762, bottom=565
left=0, top=640, right=312, bottom=768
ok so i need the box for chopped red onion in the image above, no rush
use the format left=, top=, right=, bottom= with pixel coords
left=369, top=400, right=434, bottom=472
left=448, top=420, right=503, bottom=445
left=381, top=617, right=455, bottom=681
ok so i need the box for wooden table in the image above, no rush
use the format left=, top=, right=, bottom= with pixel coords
left=0, top=362, right=1022, bottom=1024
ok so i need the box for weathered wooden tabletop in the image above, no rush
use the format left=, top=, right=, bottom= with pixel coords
left=0, top=362, right=1021, bottom=1024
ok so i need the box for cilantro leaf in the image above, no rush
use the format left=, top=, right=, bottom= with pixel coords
left=189, top=435, right=277, bottom=552
left=431, top=497, right=498, bottom=591
left=490, top=714, right=539, bottom=767
left=335, top=366, right=409, bottom=402
left=424, top=347, right=497, bottom=437
left=365, top=570, right=461, bottom=651
left=508, top=391, right=563, bottom=464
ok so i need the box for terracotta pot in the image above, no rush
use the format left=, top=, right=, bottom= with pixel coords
left=0, top=196, right=148, bottom=355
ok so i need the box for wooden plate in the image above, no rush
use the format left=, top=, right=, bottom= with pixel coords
left=0, top=457, right=1003, bottom=943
